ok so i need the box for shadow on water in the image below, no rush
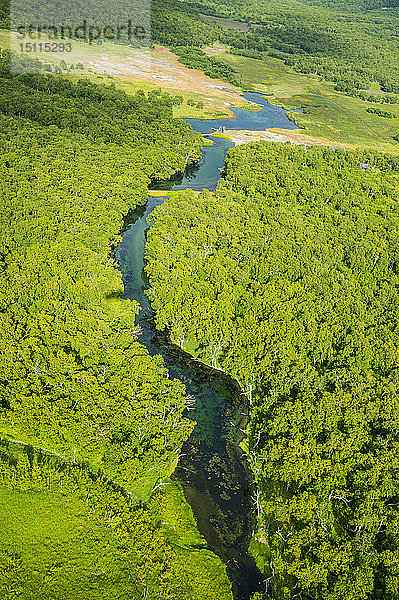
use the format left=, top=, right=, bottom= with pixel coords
left=147, top=321, right=265, bottom=600
left=116, top=93, right=298, bottom=599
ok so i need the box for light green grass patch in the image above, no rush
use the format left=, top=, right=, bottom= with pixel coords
left=211, top=133, right=233, bottom=140
left=149, top=480, right=206, bottom=547
left=0, top=486, right=135, bottom=600
left=218, top=52, right=399, bottom=152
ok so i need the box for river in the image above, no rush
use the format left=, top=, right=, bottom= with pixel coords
left=115, top=92, right=298, bottom=600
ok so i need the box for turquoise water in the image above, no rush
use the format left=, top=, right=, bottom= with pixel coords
left=187, top=91, right=298, bottom=133
left=152, top=91, right=298, bottom=192
left=116, top=93, right=298, bottom=599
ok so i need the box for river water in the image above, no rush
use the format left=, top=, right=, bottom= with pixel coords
left=115, top=93, right=298, bottom=599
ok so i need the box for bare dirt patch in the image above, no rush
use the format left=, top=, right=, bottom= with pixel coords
left=225, top=128, right=348, bottom=148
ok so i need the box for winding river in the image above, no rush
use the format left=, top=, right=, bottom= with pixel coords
left=115, top=93, right=298, bottom=600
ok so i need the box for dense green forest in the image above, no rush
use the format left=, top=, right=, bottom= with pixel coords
left=172, top=0, right=399, bottom=96
left=145, top=142, right=399, bottom=599
left=0, top=440, right=232, bottom=599
left=2, top=0, right=399, bottom=597
left=0, top=51, right=202, bottom=493
left=152, top=0, right=220, bottom=46
left=171, top=46, right=240, bottom=85
left=0, top=49, right=233, bottom=598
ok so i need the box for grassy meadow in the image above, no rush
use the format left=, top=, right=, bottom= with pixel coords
left=218, top=51, right=399, bottom=152
left=0, top=30, right=238, bottom=119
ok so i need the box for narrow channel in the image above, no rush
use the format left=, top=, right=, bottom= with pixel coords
left=115, top=93, right=298, bottom=600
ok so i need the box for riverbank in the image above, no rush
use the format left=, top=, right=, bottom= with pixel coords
left=223, top=127, right=348, bottom=148
left=118, top=198, right=264, bottom=598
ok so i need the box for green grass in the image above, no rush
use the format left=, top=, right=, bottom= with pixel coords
left=0, top=487, right=137, bottom=600
left=0, top=481, right=233, bottom=600
left=210, top=133, right=233, bottom=140
left=168, top=546, right=233, bottom=599
left=217, top=52, right=399, bottom=153
left=149, top=480, right=206, bottom=547
left=67, top=71, right=225, bottom=119
left=149, top=190, right=201, bottom=197
left=0, top=30, right=235, bottom=120
left=0, top=445, right=233, bottom=600
left=173, top=98, right=232, bottom=119
left=0, top=483, right=233, bottom=600
left=151, top=485, right=233, bottom=599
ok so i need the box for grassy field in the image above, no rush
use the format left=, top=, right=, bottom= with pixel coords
left=216, top=51, right=399, bottom=153
left=149, top=480, right=206, bottom=547
left=0, top=482, right=233, bottom=600
left=0, top=31, right=242, bottom=119
left=0, top=446, right=233, bottom=600
left=0, top=486, right=138, bottom=600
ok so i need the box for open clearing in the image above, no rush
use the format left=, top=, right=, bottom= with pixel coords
left=1, top=31, right=250, bottom=118
left=224, top=128, right=348, bottom=148
left=2, top=29, right=398, bottom=150
left=216, top=50, right=399, bottom=153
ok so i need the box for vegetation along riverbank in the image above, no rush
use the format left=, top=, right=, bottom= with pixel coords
left=145, top=141, right=399, bottom=599
left=0, top=50, right=233, bottom=600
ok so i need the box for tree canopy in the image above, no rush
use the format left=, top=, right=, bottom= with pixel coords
left=145, top=142, right=399, bottom=599
left=0, top=55, right=233, bottom=600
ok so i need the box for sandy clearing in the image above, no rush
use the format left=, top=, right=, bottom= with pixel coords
left=205, top=83, right=237, bottom=93
left=224, top=128, right=348, bottom=148
left=153, top=75, right=179, bottom=82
